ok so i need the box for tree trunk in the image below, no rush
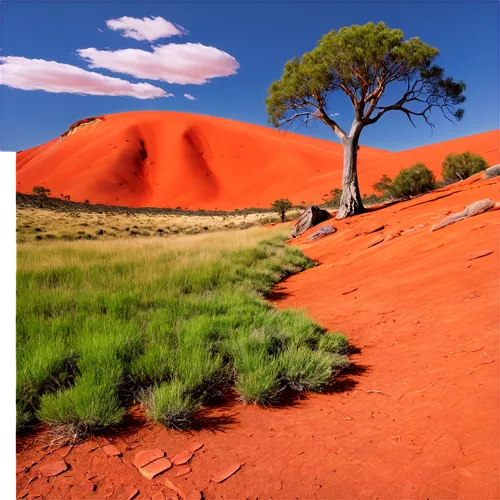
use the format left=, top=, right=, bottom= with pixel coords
left=336, top=133, right=364, bottom=219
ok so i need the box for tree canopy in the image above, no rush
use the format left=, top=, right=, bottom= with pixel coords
left=266, top=22, right=466, bottom=141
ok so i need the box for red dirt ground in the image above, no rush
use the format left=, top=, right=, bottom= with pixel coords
left=16, top=111, right=499, bottom=209
left=16, top=175, right=499, bottom=499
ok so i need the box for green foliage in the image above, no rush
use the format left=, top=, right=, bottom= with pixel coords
left=318, top=333, right=350, bottom=354
left=266, top=22, right=465, bottom=130
left=270, top=198, right=293, bottom=222
left=32, top=186, right=51, bottom=208
left=389, top=163, right=436, bottom=198
left=324, top=188, right=342, bottom=208
left=17, top=229, right=350, bottom=433
left=442, top=151, right=488, bottom=183
left=373, top=175, right=393, bottom=195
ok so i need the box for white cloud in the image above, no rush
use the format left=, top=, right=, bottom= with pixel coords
left=184, top=93, right=196, bottom=100
left=0, top=56, right=169, bottom=99
left=106, top=16, right=186, bottom=42
left=78, top=43, right=240, bottom=85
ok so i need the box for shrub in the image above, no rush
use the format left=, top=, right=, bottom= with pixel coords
left=372, top=174, right=393, bottom=195
left=442, top=152, right=488, bottom=183
left=325, top=188, right=342, bottom=208
left=270, top=198, right=293, bottom=222
left=318, top=333, right=349, bottom=354
left=389, top=163, right=436, bottom=199
left=32, top=186, right=51, bottom=208
left=143, top=380, right=199, bottom=429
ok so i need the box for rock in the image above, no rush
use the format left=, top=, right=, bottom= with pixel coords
left=307, top=225, right=337, bottom=241
left=431, top=199, right=495, bottom=232
left=172, top=451, right=193, bottom=465
left=39, top=460, right=68, bottom=477
left=164, top=478, right=186, bottom=498
left=188, top=442, right=204, bottom=453
left=176, top=466, right=191, bottom=476
left=291, top=205, right=330, bottom=238
left=134, top=448, right=165, bottom=468
left=466, top=250, right=493, bottom=260
left=80, top=481, right=96, bottom=492
left=483, top=164, right=500, bottom=179
left=124, top=487, right=139, bottom=500
left=211, top=463, right=241, bottom=483
left=139, top=458, right=172, bottom=479
left=102, top=444, right=122, bottom=457
left=186, top=491, right=202, bottom=500
left=152, top=491, right=166, bottom=500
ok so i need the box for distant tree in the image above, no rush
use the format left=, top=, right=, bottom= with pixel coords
left=442, top=151, right=488, bottom=183
left=32, top=186, right=51, bottom=208
left=389, top=163, right=436, bottom=199
left=266, top=22, right=466, bottom=219
left=271, top=198, right=293, bottom=222
left=64, top=195, right=71, bottom=201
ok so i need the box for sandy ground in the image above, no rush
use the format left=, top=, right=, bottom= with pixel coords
left=16, top=175, right=499, bottom=499
left=16, top=111, right=499, bottom=210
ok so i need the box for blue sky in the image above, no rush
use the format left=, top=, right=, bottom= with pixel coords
left=1, top=0, right=498, bottom=152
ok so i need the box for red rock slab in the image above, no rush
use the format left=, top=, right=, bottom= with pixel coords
left=38, top=460, right=68, bottom=477
left=176, top=466, right=191, bottom=477
left=134, top=448, right=165, bottom=468
left=187, top=442, right=204, bottom=453
left=80, top=481, right=96, bottom=492
left=211, top=463, right=241, bottom=483
left=466, top=250, right=493, bottom=260
left=124, top=487, right=139, bottom=500
left=164, top=478, right=186, bottom=498
left=102, top=444, right=122, bottom=457
left=152, top=491, right=165, bottom=500
left=139, top=458, right=172, bottom=480
left=186, top=491, right=202, bottom=500
left=172, top=451, right=193, bottom=466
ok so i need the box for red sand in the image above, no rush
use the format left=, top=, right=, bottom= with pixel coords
left=16, top=111, right=499, bottom=209
left=17, top=176, right=499, bottom=499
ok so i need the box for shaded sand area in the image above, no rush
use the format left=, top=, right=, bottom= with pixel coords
left=17, top=176, right=499, bottom=499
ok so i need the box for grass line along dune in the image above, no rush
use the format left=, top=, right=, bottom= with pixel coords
left=17, top=226, right=351, bottom=436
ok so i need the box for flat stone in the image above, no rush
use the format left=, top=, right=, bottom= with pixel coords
left=186, top=491, right=202, bottom=500
left=307, top=225, right=337, bottom=241
left=164, top=478, right=186, bottom=498
left=102, top=444, right=122, bottom=457
left=211, top=463, right=241, bottom=483
left=152, top=491, right=165, bottom=500
left=466, top=250, right=493, bottom=261
left=139, top=458, right=172, bottom=480
left=80, top=481, right=96, bottom=492
left=176, top=466, right=191, bottom=477
left=39, top=460, right=68, bottom=477
left=172, top=451, right=193, bottom=466
left=188, top=442, right=204, bottom=453
left=124, top=487, right=139, bottom=500
left=134, top=448, right=165, bottom=468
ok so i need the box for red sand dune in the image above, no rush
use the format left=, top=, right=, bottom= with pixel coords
left=16, top=176, right=499, bottom=499
left=16, top=111, right=499, bottom=209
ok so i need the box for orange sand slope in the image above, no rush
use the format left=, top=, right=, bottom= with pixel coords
left=16, top=111, right=499, bottom=209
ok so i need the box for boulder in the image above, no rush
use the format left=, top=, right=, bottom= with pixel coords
left=307, top=225, right=337, bottom=241
left=483, top=164, right=500, bottom=179
left=291, top=205, right=330, bottom=238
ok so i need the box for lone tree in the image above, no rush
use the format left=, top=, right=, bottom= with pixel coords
left=32, top=186, right=51, bottom=208
left=271, top=198, right=293, bottom=222
left=266, top=22, right=466, bottom=219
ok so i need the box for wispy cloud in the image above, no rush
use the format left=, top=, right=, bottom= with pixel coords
left=106, top=16, right=186, bottom=42
left=78, top=43, right=240, bottom=85
left=184, top=93, right=196, bottom=100
left=0, top=56, right=169, bottom=99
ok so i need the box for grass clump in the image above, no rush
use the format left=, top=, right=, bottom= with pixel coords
left=17, top=226, right=350, bottom=434
left=442, top=151, right=488, bottom=183
left=318, top=333, right=350, bottom=354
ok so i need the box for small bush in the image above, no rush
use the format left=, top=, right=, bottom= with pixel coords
left=318, top=333, right=349, bottom=354
left=143, top=380, right=199, bottom=429
left=442, top=152, right=488, bottom=183
left=389, top=163, right=436, bottom=199
left=279, top=347, right=334, bottom=392
left=324, top=188, right=342, bottom=208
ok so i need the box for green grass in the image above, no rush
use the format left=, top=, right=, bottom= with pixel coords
left=17, top=227, right=350, bottom=434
